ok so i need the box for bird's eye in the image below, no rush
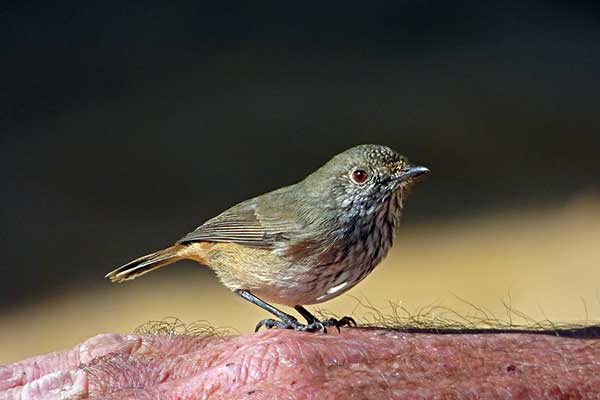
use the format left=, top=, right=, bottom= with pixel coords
left=350, top=168, right=369, bottom=184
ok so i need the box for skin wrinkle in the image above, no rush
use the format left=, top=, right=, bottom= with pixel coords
left=154, top=337, right=269, bottom=385
left=183, top=332, right=592, bottom=396
left=3, top=330, right=600, bottom=399
left=155, top=354, right=268, bottom=399
left=227, top=332, right=588, bottom=398
left=83, top=333, right=235, bottom=395
left=87, top=336, right=285, bottom=397
left=265, top=340, right=283, bottom=381
left=1, top=369, right=86, bottom=400
left=87, top=351, right=202, bottom=396
left=0, top=333, right=137, bottom=393
left=241, top=342, right=270, bottom=386
left=112, top=333, right=362, bottom=398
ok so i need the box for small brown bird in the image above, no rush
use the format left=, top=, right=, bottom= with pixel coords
left=106, top=144, right=429, bottom=332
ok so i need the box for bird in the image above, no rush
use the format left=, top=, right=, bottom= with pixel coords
left=106, top=144, right=429, bottom=332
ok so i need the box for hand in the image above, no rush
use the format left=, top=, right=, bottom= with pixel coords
left=2, top=327, right=599, bottom=399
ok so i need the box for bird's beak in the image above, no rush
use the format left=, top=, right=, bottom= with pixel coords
left=398, top=165, right=430, bottom=181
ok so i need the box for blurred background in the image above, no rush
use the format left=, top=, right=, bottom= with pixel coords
left=2, top=1, right=600, bottom=364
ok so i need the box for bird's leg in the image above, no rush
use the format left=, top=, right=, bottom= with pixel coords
left=235, top=290, right=356, bottom=333
left=294, top=305, right=318, bottom=324
left=236, top=289, right=307, bottom=332
left=295, top=305, right=358, bottom=332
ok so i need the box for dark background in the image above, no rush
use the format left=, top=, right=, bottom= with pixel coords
left=2, top=1, right=599, bottom=307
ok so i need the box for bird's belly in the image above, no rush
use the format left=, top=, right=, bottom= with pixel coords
left=205, top=224, right=395, bottom=306
left=259, top=244, right=391, bottom=306
left=302, top=252, right=388, bottom=305
left=249, top=261, right=365, bottom=306
left=267, top=263, right=362, bottom=306
left=214, top=254, right=376, bottom=306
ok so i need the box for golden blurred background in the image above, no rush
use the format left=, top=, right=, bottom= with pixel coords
left=3, top=2, right=600, bottom=364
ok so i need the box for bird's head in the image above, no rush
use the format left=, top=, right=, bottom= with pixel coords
left=304, top=144, right=429, bottom=218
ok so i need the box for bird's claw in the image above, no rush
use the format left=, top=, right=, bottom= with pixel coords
left=255, top=315, right=357, bottom=333
left=319, top=316, right=357, bottom=332
left=255, top=318, right=298, bottom=332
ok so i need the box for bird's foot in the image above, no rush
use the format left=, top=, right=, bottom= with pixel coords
left=255, top=317, right=303, bottom=332
left=255, top=315, right=357, bottom=333
left=317, top=316, right=357, bottom=332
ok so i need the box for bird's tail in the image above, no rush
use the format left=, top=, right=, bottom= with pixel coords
left=105, top=245, right=184, bottom=283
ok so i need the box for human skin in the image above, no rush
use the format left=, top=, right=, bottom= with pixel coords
left=1, top=328, right=599, bottom=400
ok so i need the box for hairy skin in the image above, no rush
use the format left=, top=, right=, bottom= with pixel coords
left=1, top=328, right=600, bottom=399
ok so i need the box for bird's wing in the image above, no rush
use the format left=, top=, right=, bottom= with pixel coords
left=176, top=197, right=298, bottom=248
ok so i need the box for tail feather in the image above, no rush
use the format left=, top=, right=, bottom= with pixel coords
left=106, top=245, right=183, bottom=282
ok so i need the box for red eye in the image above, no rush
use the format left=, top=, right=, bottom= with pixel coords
left=351, top=169, right=369, bottom=184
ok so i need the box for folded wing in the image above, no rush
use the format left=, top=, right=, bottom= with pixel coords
left=177, top=198, right=298, bottom=248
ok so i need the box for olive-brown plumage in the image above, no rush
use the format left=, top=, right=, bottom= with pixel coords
left=106, top=144, right=429, bottom=332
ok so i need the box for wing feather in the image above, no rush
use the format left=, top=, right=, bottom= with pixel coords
left=176, top=198, right=296, bottom=248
